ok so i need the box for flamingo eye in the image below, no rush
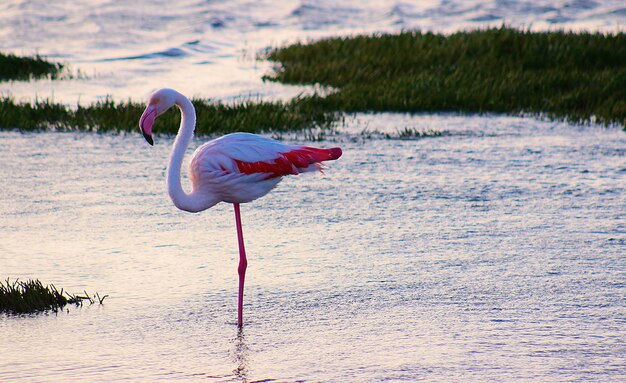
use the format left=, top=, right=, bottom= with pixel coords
left=152, top=97, right=160, bottom=105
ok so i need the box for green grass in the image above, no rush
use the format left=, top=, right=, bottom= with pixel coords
left=266, top=27, right=626, bottom=127
left=0, top=278, right=106, bottom=314
left=0, top=52, right=64, bottom=81
left=0, top=95, right=337, bottom=135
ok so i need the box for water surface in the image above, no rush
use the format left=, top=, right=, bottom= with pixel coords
left=1, top=115, right=624, bottom=381
left=1, top=0, right=625, bottom=381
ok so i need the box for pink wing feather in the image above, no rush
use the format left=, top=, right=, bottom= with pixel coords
left=235, top=146, right=342, bottom=178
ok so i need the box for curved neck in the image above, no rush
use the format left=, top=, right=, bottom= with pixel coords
left=166, top=92, right=214, bottom=213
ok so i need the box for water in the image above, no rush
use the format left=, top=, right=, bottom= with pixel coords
left=1, top=1, right=626, bottom=382
left=0, top=0, right=625, bottom=104
left=1, top=116, right=625, bottom=381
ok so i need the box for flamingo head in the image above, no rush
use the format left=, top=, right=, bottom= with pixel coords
left=139, top=88, right=177, bottom=146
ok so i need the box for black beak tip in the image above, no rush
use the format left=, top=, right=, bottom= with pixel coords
left=143, top=131, right=154, bottom=146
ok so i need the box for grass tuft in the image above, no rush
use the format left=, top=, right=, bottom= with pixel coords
left=0, top=278, right=105, bottom=314
left=359, top=127, right=443, bottom=140
left=394, top=127, right=443, bottom=139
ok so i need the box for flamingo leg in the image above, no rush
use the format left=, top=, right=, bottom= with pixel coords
left=233, top=203, right=247, bottom=327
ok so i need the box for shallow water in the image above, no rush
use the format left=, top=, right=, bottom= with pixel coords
left=1, top=115, right=625, bottom=382
left=1, top=0, right=626, bottom=381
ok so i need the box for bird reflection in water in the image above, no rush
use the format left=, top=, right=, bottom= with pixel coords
left=232, top=327, right=250, bottom=382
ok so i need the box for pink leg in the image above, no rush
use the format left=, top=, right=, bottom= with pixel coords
left=233, top=203, right=247, bottom=327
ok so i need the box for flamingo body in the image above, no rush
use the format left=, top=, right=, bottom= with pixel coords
left=138, top=88, right=342, bottom=326
left=189, top=132, right=341, bottom=206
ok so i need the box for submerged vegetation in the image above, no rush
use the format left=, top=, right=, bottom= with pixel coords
left=266, top=27, right=626, bottom=128
left=0, top=278, right=106, bottom=314
left=0, top=28, right=624, bottom=133
left=0, top=52, right=64, bottom=81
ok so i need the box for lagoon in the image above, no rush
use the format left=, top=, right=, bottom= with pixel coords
left=1, top=0, right=625, bottom=381
left=1, top=115, right=625, bottom=381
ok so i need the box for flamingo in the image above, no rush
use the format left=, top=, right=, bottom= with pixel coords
left=138, top=88, right=342, bottom=327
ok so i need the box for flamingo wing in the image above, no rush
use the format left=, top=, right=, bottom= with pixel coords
left=192, top=132, right=342, bottom=178
left=235, top=145, right=342, bottom=177
left=189, top=133, right=342, bottom=203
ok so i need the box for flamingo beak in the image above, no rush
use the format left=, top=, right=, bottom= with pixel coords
left=139, top=104, right=157, bottom=146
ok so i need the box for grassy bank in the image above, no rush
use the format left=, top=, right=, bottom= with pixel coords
left=0, top=96, right=337, bottom=135
left=0, top=279, right=105, bottom=314
left=1, top=28, right=624, bottom=133
left=266, top=27, right=626, bottom=127
left=0, top=52, right=64, bottom=81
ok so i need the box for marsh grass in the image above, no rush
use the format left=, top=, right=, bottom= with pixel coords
left=266, top=27, right=626, bottom=128
left=0, top=278, right=106, bottom=314
left=0, top=96, right=337, bottom=134
left=0, top=52, right=64, bottom=81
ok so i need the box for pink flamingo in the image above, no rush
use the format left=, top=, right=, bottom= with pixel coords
left=139, top=88, right=342, bottom=327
